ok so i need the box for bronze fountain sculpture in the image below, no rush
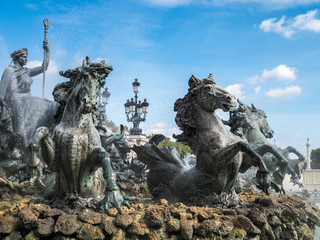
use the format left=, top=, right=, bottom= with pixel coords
left=224, top=100, right=306, bottom=191
left=28, top=57, right=130, bottom=212
left=133, top=74, right=273, bottom=206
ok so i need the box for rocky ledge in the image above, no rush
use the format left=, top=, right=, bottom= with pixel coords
left=0, top=186, right=320, bottom=240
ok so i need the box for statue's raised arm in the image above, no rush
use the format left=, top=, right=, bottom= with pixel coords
left=28, top=40, right=50, bottom=77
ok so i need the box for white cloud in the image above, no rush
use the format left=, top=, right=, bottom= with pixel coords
left=26, top=60, right=59, bottom=79
left=265, top=85, right=302, bottom=99
left=260, top=17, right=295, bottom=38
left=145, top=122, right=181, bottom=138
left=248, top=64, right=297, bottom=84
left=292, top=10, right=320, bottom=31
left=261, top=64, right=297, bottom=82
left=260, top=10, right=320, bottom=38
left=225, top=83, right=246, bottom=100
left=255, top=86, right=261, bottom=94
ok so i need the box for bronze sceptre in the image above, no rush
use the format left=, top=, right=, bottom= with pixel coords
left=42, top=18, right=49, bottom=98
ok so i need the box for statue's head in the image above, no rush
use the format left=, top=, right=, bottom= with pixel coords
left=188, top=74, right=236, bottom=112
left=248, top=104, right=274, bottom=139
left=11, top=48, right=28, bottom=66
left=59, top=57, right=113, bottom=114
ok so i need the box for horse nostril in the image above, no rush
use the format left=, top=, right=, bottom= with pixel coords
left=227, top=96, right=232, bottom=101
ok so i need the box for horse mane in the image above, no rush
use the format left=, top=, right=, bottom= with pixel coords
left=173, top=75, right=210, bottom=148
left=52, top=57, right=113, bottom=124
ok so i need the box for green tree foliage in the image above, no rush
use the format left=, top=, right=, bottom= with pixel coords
left=147, top=135, right=191, bottom=157
left=311, top=148, right=320, bottom=169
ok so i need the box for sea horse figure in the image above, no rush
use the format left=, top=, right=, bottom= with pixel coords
left=29, top=57, right=129, bottom=212
left=224, top=100, right=305, bottom=190
left=133, top=74, right=272, bottom=206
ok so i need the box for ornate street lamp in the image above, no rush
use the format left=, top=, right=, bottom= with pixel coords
left=124, top=78, right=149, bottom=135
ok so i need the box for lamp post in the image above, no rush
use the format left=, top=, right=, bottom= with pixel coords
left=124, top=78, right=149, bottom=135
left=98, top=87, right=111, bottom=126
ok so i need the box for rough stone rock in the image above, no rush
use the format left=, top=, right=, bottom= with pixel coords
left=24, top=231, right=39, bottom=240
left=128, top=214, right=150, bottom=236
left=249, top=207, right=267, bottom=226
left=77, top=223, right=105, bottom=240
left=197, top=218, right=221, bottom=237
left=44, top=208, right=65, bottom=219
left=197, top=208, right=213, bottom=221
left=4, top=230, right=22, bottom=240
left=221, top=208, right=237, bottom=216
left=260, top=222, right=275, bottom=240
left=0, top=215, right=19, bottom=234
left=37, top=217, right=55, bottom=237
left=160, top=199, right=169, bottom=206
left=18, top=206, right=38, bottom=229
left=111, top=228, right=126, bottom=240
left=145, top=205, right=170, bottom=227
left=180, top=217, right=193, bottom=240
left=101, top=215, right=117, bottom=236
left=31, top=204, right=51, bottom=216
left=268, top=214, right=281, bottom=227
left=256, top=196, right=277, bottom=207
left=166, top=217, right=180, bottom=232
left=79, top=211, right=102, bottom=225
left=299, top=223, right=313, bottom=239
left=115, top=212, right=133, bottom=228
left=218, top=219, right=234, bottom=236
left=233, top=215, right=261, bottom=235
left=107, top=208, right=118, bottom=217
left=54, top=214, right=79, bottom=235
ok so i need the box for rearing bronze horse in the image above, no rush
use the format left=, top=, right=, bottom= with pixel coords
left=134, top=74, right=272, bottom=206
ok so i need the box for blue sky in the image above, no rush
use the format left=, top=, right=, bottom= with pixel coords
left=0, top=0, right=319, bottom=154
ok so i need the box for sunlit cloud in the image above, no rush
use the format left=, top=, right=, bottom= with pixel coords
left=261, top=64, right=297, bottom=82
left=260, top=10, right=320, bottom=38
left=145, top=122, right=181, bottom=138
left=265, top=85, right=302, bottom=99
left=248, top=64, right=297, bottom=84
left=225, top=83, right=246, bottom=100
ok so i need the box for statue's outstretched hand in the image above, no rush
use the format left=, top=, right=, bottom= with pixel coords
left=98, top=172, right=131, bottom=214
left=98, top=189, right=131, bottom=214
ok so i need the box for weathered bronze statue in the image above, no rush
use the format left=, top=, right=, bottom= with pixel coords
left=224, top=100, right=305, bottom=190
left=0, top=40, right=58, bottom=147
left=29, top=57, right=130, bottom=212
left=133, top=74, right=272, bottom=206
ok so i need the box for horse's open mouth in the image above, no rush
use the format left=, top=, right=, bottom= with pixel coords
left=222, top=103, right=236, bottom=112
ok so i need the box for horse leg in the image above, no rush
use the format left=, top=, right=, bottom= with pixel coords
left=282, top=146, right=305, bottom=187
left=80, top=147, right=130, bottom=213
left=254, top=145, right=289, bottom=185
left=203, top=141, right=269, bottom=194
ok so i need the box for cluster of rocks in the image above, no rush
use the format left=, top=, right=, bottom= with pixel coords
left=0, top=186, right=320, bottom=240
